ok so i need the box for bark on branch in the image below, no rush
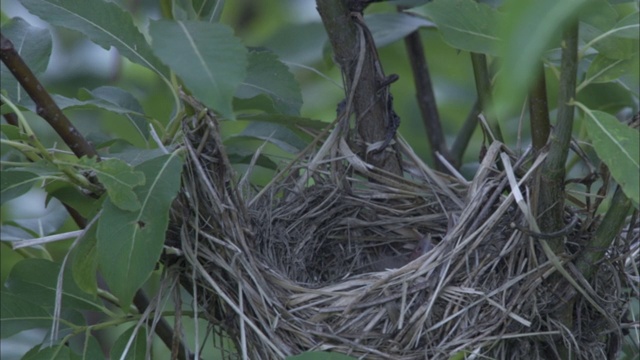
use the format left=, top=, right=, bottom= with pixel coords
left=316, top=0, right=402, bottom=175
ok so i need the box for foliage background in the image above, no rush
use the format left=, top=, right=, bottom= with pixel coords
left=1, top=0, right=638, bottom=359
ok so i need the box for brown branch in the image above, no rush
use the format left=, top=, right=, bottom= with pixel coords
left=398, top=6, right=451, bottom=171
left=529, top=62, right=550, bottom=152
left=450, top=98, right=480, bottom=166
left=133, top=291, right=195, bottom=360
left=0, top=33, right=99, bottom=159
left=575, top=186, right=632, bottom=281
left=316, top=0, right=402, bottom=175
left=471, top=52, right=502, bottom=142
left=537, top=22, right=579, bottom=247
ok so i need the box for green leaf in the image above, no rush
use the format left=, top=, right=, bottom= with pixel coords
left=192, top=0, right=221, bottom=22
left=493, top=0, right=589, bottom=118
left=1, top=123, right=28, bottom=141
left=261, top=22, right=327, bottom=64
left=46, top=183, right=103, bottom=219
left=233, top=122, right=307, bottom=153
left=82, top=157, right=145, bottom=211
left=0, top=291, right=52, bottom=338
left=108, top=146, right=178, bottom=167
left=612, top=12, right=640, bottom=39
left=4, top=258, right=100, bottom=310
left=23, top=344, right=71, bottom=360
left=77, top=86, right=150, bottom=143
left=236, top=50, right=302, bottom=116
left=408, top=0, right=502, bottom=55
left=19, top=0, right=169, bottom=80
left=581, top=21, right=638, bottom=60
left=583, top=53, right=639, bottom=85
left=71, top=223, right=98, bottom=295
left=78, top=335, right=103, bottom=360
left=579, top=0, right=618, bottom=30
left=0, top=170, right=38, bottom=205
left=0, top=17, right=52, bottom=103
left=236, top=114, right=329, bottom=129
left=577, top=82, right=636, bottom=113
left=227, top=152, right=278, bottom=170
left=584, top=110, right=639, bottom=206
left=97, top=152, right=183, bottom=310
left=111, top=326, right=147, bottom=360
left=365, top=12, right=435, bottom=48
left=149, top=20, right=247, bottom=119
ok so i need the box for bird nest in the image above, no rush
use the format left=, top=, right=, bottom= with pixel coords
left=166, top=96, right=637, bottom=359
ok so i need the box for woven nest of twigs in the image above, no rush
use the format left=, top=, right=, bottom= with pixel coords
left=167, top=96, right=638, bottom=360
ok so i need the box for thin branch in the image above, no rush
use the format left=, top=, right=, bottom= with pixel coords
left=450, top=98, right=480, bottom=167
left=133, top=291, right=195, bottom=360
left=529, top=62, right=550, bottom=152
left=471, top=52, right=503, bottom=142
left=535, top=23, right=579, bottom=360
left=575, top=186, right=632, bottom=281
left=537, top=22, right=579, bottom=246
left=0, top=34, right=99, bottom=160
left=398, top=6, right=450, bottom=171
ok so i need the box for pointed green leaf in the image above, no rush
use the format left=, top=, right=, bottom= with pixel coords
left=0, top=17, right=52, bottom=103
left=72, top=223, right=98, bottom=295
left=23, top=344, right=72, bottom=360
left=584, top=110, right=639, bottom=206
left=612, top=12, right=639, bottom=39
left=262, top=22, right=327, bottom=64
left=227, top=152, right=278, bottom=170
left=4, top=259, right=100, bottom=310
left=97, top=152, right=183, bottom=310
left=149, top=20, right=247, bottom=119
left=111, top=326, right=147, bottom=360
left=82, top=157, right=145, bottom=211
left=236, top=114, right=329, bottom=130
left=577, top=82, right=636, bottom=113
left=19, top=0, right=169, bottom=80
left=584, top=53, right=639, bottom=85
left=408, top=0, right=502, bottom=55
left=79, top=335, right=103, bottom=360
left=581, top=21, right=638, bottom=60
left=233, top=122, right=307, bottom=153
left=236, top=50, right=302, bottom=116
left=366, top=12, right=435, bottom=48
left=578, top=0, right=618, bottom=31
left=1, top=170, right=38, bottom=205
left=0, top=291, right=52, bottom=338
left=78, top=86, right=150, bottom=142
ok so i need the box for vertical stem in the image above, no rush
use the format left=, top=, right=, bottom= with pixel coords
left=537, top=22, right=579, bottom=360
left=575, top=186, right=632, bottom=280
left=537, top=22, right=579, bottom=246
left=529, top=62, right=551, bottom=152
left=399, top=7, right=451, bottom=170
left=451, top=98, right=480, bottom=166
left=471, top=53, right=503, bottom=142
left=316, top=0, right=402, bottom=175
